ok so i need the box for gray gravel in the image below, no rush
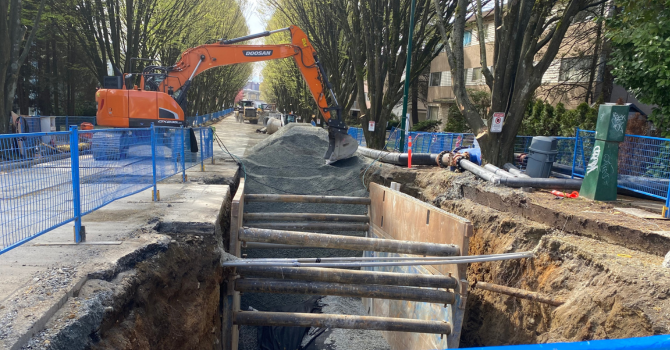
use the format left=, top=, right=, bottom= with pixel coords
left=238, top=124, right=388, bottom=350
left=304, top=296, right=390, bottom=350
left=664, top=250, right=670, bottom=268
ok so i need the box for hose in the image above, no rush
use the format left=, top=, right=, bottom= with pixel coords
left=357, top=146, right=438, bottom=166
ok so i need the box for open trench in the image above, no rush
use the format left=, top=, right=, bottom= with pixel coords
left=54, top=129, right=669, bottom=350
left=365, top=164, right=670, bottom=347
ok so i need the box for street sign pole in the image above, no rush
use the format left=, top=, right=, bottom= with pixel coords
left=399, top=0, right=417, bottom=152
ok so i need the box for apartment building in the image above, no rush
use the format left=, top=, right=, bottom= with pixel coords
left=425, top=11, right=649, bottom=127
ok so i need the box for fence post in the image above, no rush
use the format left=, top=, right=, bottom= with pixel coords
left=200, top=128, right=205, bottom=171
left=69, top=126, right=85, bottom=243
left=181, top=126, right=187, bottom=182
left=151, top=124, right=159, bottom=201
left=571, top=127, right=579, bottom=179
left=210, top=128, right=215, bottom=165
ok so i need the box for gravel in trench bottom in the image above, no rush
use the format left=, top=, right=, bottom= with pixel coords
left=237, top=124, right=390, bottom=350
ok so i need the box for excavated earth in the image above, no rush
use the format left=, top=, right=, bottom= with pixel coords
left=365, top=163, right=670, bottom=347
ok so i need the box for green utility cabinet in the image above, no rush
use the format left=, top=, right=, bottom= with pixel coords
left=579, top=104, right=630, bottom=201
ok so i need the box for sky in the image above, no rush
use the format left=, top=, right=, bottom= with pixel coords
left=245, top=0, right=268, bottom=83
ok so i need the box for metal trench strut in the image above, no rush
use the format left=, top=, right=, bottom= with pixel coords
left=224, top=190, right=536, bottom=347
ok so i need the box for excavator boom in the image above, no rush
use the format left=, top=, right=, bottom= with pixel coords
left=95, top=26, right=357, bottom=163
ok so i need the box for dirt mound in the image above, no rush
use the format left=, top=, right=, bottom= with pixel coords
left=243, top=124, right=368, bottom=197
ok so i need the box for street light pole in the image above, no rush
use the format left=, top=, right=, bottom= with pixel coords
left=399, top=0, right=417, bottom=153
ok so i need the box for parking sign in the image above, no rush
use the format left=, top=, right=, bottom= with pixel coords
left=491, top=112, right=505, bottom=133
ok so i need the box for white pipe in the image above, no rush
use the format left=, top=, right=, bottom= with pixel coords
left=484, top=164, right=515, bottom=178
left=503, top=163, right=531, bottom=178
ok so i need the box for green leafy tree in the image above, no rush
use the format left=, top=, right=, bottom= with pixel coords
left=444, top=89, right=488, bottom=133
left=607, top=0, right=670, bottom=137
left=411, top=119, right=441, bottom=131
left=1, top=0, right=46, bottom=132
left=520, top=100, right=598, bottom=136
left=443, top=104, right=469, bottom=133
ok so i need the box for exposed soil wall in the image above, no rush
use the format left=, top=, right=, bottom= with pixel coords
left=90, top=235, right=226, bottom=350
left=28, top=187, right=236, bottom=350
left=365, top=164, right=670, bottom=347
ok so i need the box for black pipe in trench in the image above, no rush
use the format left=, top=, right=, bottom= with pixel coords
left=357, top=147, right=582, bottom=190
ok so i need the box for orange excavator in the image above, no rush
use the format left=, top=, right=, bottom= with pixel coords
left=94, top=25, right=358, bottom=163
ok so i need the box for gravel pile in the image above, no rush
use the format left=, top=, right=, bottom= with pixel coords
left=242, top=124, right=368, bottom=198
left=238, top=124, right=389, bottom=350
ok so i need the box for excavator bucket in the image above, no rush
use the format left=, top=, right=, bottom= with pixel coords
left=325, top=130, right=359, bottom=164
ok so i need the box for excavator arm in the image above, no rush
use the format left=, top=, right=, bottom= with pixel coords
left=96, top=25, right=357, bottom=163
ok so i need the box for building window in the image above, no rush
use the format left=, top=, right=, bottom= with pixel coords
left=463, top=31, right=472, bottom=46
left=428, top=106, right=440, bottom=121
left=430, top=72, right=442, bottom=87
left=559, top=57, right=591, bottom=82
left=441, top=71, right=451, bottom=86
left=471, top=68, right=482, bottom=83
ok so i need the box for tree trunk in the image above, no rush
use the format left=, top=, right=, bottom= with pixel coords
left=52, top=28, right=60, bottom=115
left=362, top=112, right=388, bottom=149
left=1, top=0, right=46, bottom=131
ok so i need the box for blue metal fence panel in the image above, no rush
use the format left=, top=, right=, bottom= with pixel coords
left=347, top=127, right=367, bottom=147
left=572, top=130, right=596, bottom=178
left=0, top=111, right=222, bottom=255
left=515, top=130, right=670, bottom=204
left=0, top=131, right=75, bottom=253
left=78, top=128, right=155, bottom=216
left=462, top=335, right=670, bottom=350
left=618, top=134, right=670, bottom=200
left=185, top=108, right=234, bottom=127
left=407, top=131, right=474, bottom=153
left=386, top=127, right=402, bottom=151
left=352, top=127, right=476, bottom=153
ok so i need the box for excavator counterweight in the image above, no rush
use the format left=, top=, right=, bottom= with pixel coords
left=95, top=25, right=358, bottom=163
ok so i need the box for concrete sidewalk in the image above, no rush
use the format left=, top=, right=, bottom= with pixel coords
left=0, top=115, right=265, bottom=350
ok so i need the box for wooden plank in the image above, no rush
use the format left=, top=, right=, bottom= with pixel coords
left=368, top=182, right=471, bottom=281
left=365, top=182, right=473, bottom=350
left=230, top=178, right=245, bottom=257
left=225, top=178, right=245, bottom=350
